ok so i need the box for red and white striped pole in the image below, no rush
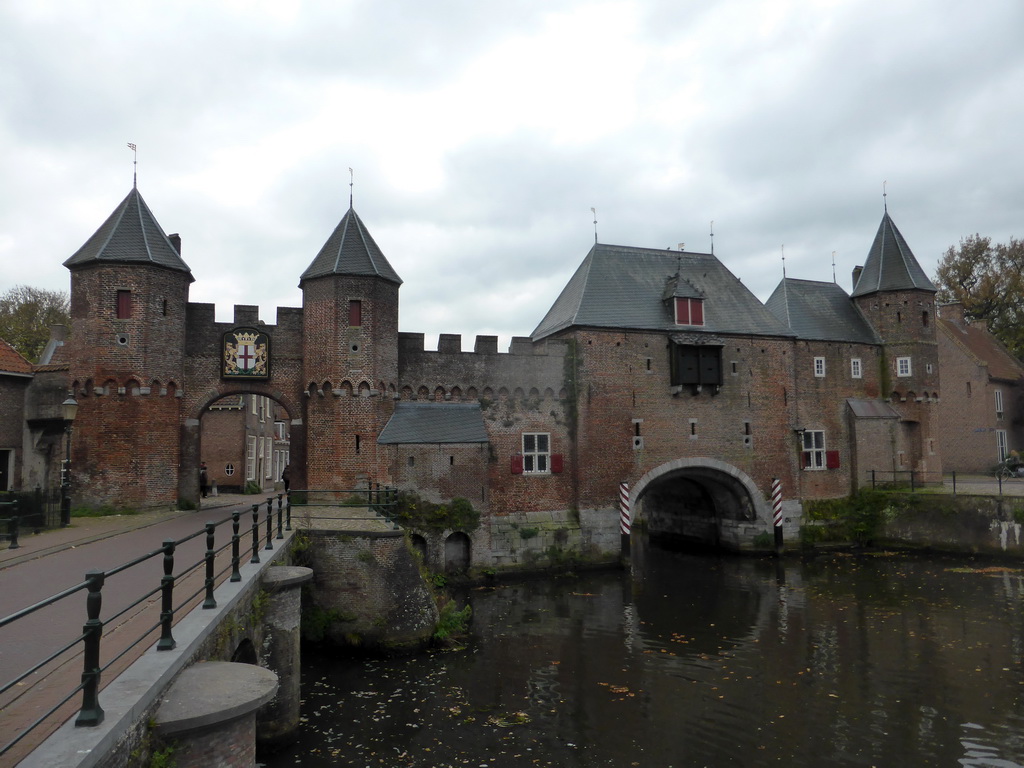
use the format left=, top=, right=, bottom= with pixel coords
left=771, top=477, right=783, bottom=552
left=619, top=481, right=631, bottom=535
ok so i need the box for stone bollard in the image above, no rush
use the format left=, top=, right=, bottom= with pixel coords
left=256, top=565, right=313, bottom=747
left=155, top=661, right=277, bottom=768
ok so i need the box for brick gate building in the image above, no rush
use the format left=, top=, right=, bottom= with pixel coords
left=9, top=182, right=950, bottom=554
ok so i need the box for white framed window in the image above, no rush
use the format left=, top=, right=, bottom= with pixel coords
left=896, top=356, right=912, bottom=377
left=225, top=463, right=234, bottom=476
left=997, top=430, right=1009, bottom=462
left=246, top=436, right=257, bottom=481
left=802, top=430, right=826, bottom=470
left=813, top=357, right=826, bottom=378
left=251, top=395, right=257, bottom=415
left=996, top=390, right=1004, bottom=421
left=522, top=433, right=550, bottom=473
left=265, top=437, right=273, bottom=479
left=850, top=358, right=862, bottom=379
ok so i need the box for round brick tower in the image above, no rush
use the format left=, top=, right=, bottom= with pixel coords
left=299, top=204, right=401, bottom=490
left=63, top=186, right=193, bottom=508
left=851, top=210, right=942, bottom=476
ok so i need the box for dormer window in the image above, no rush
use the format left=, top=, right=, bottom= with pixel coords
left=674, top=297, right=704, bottom=326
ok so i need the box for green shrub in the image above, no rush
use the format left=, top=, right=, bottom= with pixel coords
left=434, top=601, right=472, bottom=643
left=392, top=492, right=480, bottom=533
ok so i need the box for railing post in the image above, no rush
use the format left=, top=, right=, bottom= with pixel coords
left=871, top=469, right=876, bottom=490
left=203, top=522, right=217, bottom=609
left=265, top=497, right=274, bottom=551
left=251, top=504, right=261, bottom=564
left=910, top=470, right=916, bottom=492
left=285, top=490, right=292, bottom=531
left=276, top=493, right=284, bottom=539
left=7, top=510, right=19, bottom=550
left=952, top=470, right=957, bottom=495
left=75, top=569, right=105, bottom=726
left=230, top=511, right=241, bottom=582
left=157, top=540, right=177, bottom=651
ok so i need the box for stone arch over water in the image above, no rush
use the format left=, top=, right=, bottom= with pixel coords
left=631, top=458, right=771, bottom=551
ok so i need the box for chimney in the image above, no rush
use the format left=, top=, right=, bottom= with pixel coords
left=168, top=233, right=181, bottom=254
left=851, top=265, right=863, bottom=290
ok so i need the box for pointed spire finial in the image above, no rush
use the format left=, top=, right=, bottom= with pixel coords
left=349, top=167, right=354, bottom=208
left=781, top=244, right=786, bottom=278
left=883, top=179, right=887, bottom=213
left=127, top=142, right=137, bottom=187
left=710, top=220, right=714, bottom=255
left=832, top=250, right=837, bottom=283
left=591, top=207, right=598, bottom=244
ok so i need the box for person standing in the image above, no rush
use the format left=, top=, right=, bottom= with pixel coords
left=281, top=464, right=291, bottom=492
left=199, top=461, right=209, bottom=498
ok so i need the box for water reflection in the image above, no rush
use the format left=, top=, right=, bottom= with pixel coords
left=266, top=544, right=1024, bottom=767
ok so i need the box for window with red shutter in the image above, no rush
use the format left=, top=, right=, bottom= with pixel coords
left=349, top=300, right=362, bottom=327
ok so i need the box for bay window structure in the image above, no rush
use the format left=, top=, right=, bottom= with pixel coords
left=670, top=342, right=723, bottom=389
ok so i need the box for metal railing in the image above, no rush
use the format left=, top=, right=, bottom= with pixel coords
left=0, top=489, right=62, bottom=544
left=286, top=483, right=400, bottom=528
left=0, top=494, right=290, bottom=759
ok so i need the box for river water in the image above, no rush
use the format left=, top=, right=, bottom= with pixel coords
left=266, top=543, right=1024, bottom=767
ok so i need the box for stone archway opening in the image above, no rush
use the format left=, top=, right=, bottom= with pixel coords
left=444, top=532, right=471, bottom=573
left=633, top=459, right=767, bottom=552
left=197, top=392, right=294, bottom=498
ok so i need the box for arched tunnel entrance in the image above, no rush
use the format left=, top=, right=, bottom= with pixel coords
left=632, top=459, right=769, bottom=552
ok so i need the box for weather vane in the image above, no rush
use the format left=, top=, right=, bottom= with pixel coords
left=128, top=142, right=137, bottom=187
left=710, top=220, right=714, bottom=255
left=832, top=250, right=837, bottom=283
left=349, top=167, right=354, bottom=208
left=591, top=207, right=598, bottom=244
left=883, top=179, right=887, bottom=212
left=781, top=244, right=786, bottom=278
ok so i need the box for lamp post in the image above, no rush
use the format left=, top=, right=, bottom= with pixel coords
left=60, top=395, right=78, bottom=527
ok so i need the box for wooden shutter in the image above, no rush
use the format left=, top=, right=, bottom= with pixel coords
left=550, top=454, right=563, bottom=473
left=826, top=450, right=840, bottom=469
left=511, top=455, right=523, bottom=474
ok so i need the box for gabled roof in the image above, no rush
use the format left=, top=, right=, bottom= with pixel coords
left=63, top=187, right=192, bottom=276
left=765, top=278, right=880, bottom=344
left=938, top=316, right=1024, bottom=383
left=532, top=244, right=793, bottom=340
left=0, top=338, right=33, bottom=376
left=300, top=207, right=402, bottom=286
left=378, top=402, right=488, bottom=444
left=851, top=212, right=936, bottom=297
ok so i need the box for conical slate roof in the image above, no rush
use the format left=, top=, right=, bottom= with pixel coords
left=63, top=187, right=192, bottom=275
left=300, top=207, right=402, bottom=286
left=851, top=212, right=935, bottom=297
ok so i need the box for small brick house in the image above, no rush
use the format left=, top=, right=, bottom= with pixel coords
left=936, top=303, right=1024, bottom=472
left=7, top=183, right=950, bottom=551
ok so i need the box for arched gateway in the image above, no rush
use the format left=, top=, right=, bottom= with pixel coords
left=630, top=458, right=772, bottom=551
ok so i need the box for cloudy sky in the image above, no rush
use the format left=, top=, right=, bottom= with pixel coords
left=3, top=0, right=1023, bottom=350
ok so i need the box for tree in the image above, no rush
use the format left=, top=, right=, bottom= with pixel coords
left=933, top=235, right=1024, bottom=360
left=0, top=285, right=70, bottom=363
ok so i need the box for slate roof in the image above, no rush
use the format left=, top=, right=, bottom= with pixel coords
left=938, top=316, right=1024, bottom=383
left=0, top=338, right=33, bottom=376
left=63, top=187, right=192, bottom=276
left=532, top=244, right=793, bottom=340
left=377, top=402, right=489, bottom=444
left=851, top=212, right=936, bottom=297
left=300, top=207, right=402, bottom=286
left=765, top=278, right=880, bottom=344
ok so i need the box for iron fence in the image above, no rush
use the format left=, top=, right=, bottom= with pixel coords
left=0, top=494, right=292, bottom=759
